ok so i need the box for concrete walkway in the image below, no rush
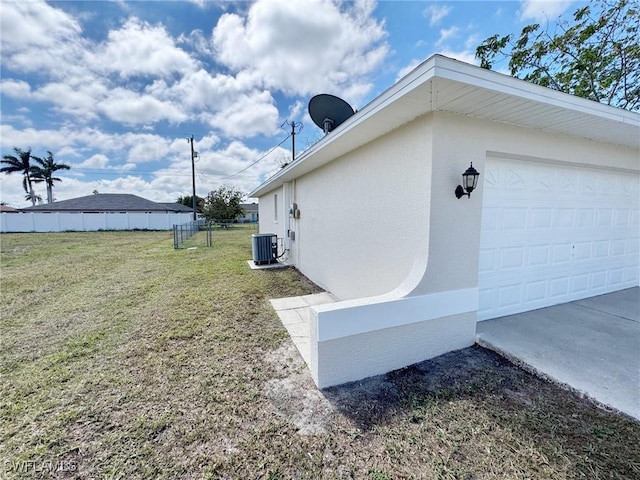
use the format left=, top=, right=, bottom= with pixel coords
left=270, top=292, right=338, bottom=366
left=477, top=287, right=640, bottom=421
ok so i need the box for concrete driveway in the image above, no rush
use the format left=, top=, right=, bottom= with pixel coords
left=477, top=287, right=640, bottom=421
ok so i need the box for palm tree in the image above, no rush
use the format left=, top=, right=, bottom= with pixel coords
left=25, top=192, right=43, bottom=205
left=1, top=147, right=37, bottom=206
left=31, top=151, right=71, bottom=204
left=176, top=194, right=203, bottom=212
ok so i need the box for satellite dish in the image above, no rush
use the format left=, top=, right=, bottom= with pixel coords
left=308, top=94, right=355, bottom=134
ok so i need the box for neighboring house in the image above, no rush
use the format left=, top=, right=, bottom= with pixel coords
left=239, top=203, right=259, bottom=223
left=250, top=55, right=639, bottom=388
left=0, top=205, right=18, bottom=213
left=3, top=194, right=192, bottom=233
left=20, top=193, right=192, bottom=213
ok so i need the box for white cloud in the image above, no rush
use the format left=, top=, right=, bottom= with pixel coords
left=519, top=0, right=574, bottom=21
left=0, top=1, right=81, bottom=50
left=97, top=88, right=187, bottom=124
left=211, top=0, right=389, bottom=98
left=89, top=17, right=196, bottom=78
left=0, top=122, right=279, bottom=207
left=205, top=91, right=280, bottom=138
left=34, top=81, right=108, bottom=119
left=0, top=0, right=397, bottom=205
left=77, top=154, right=109, bottom=168
left=437, top=26, right=460, bottom=46
left=148, top=69, right=248, bottom=111
left=123, top=133, right=183, bottom=164
left=465, top=34, right=482, bottom=51
left=0, top=1, right=87, bottom=76
left=178, top=29, right=213, bottom=57
left=0, top=124, right=71, bottom=151
left=423, top=4, right=451, bottom=26
left=153, top=139, right=286, bottom=199
left=0, top=80, right=32, bottom=98
left=287, top=101, right=305, bottom=121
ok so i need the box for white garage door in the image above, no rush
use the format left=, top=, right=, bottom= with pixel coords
left=478, top=157, right=639, bottom=321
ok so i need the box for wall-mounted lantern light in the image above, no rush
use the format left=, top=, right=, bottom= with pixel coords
left=455, top=162, right=480, bottom=199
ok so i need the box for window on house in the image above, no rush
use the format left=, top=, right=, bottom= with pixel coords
left=274, top=194, right=278, bottom=222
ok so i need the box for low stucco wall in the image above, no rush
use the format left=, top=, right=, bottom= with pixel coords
left=309, top=288, right=477, bottom=388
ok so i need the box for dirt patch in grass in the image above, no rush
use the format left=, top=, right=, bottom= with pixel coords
left=264, top=342, right=334, bottom=436
left=1, top=227, right=639, bottom=480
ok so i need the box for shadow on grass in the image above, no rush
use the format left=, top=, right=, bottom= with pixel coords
left=322, top=345, right=640, bottom=479
left=323, top=347, right=516, bottom=429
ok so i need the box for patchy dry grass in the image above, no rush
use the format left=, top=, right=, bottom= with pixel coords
left=1, top=227, right=638, bottom=479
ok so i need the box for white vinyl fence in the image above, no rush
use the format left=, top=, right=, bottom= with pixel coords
left=1, top=212, right=193, bottom=233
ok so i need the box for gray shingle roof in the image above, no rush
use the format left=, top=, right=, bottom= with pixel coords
left=21, top=194, right=192, bottom=213
left=240, top=203, right=258, bottom=213
left=158, top=202, right=193, bottom=213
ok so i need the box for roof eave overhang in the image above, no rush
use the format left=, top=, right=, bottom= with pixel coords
left=250, top=54, right=639, bottom=198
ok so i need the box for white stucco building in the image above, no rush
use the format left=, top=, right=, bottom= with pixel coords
left=250, top=55, right=640, bottom=388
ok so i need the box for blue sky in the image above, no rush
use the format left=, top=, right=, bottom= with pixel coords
left=0, top=0, right=583, bottom=207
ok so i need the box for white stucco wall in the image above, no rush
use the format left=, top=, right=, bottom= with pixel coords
left=291, top=114, right=433, bottom=299
left=257, top=186, right=284, bottom=237
left=259, top=106, right=638, bottom=388
left=282, top=110, right=638, bottom=301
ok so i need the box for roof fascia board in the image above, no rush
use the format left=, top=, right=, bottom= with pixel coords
left=249, top=58, right=439, bottom=197
left=432, top=57, right=639, bottom=125
left=250, top=54, right=639, bottom=197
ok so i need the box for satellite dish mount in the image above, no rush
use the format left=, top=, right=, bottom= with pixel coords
left=321, top=118, right=334, bottom=134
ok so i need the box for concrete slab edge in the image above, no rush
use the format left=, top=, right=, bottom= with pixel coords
left=246, top=260, right=290, bottom=270
left=475, top=338, right=639, bottom=424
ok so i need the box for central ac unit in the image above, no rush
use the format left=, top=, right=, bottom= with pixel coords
left=252, top=233, right=277, bottom=265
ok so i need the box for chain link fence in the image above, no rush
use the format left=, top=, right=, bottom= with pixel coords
left=173, top=220, right=213, bottom=249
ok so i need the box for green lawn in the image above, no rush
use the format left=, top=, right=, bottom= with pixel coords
left=1, top=227, right=638, bottom=479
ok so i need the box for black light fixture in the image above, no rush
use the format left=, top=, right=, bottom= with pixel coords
left=455, top=162, right=480, bottom=199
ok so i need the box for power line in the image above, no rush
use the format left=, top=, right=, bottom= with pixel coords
left=66, top=135, right=292, bottom=181
left=219, top=135, right=290, bottom=180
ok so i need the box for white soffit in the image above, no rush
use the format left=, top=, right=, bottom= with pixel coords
left=250, top=55, right=639, bottom=197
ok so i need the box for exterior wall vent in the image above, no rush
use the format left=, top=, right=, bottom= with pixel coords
left=252, top=233, right=278, bottom=265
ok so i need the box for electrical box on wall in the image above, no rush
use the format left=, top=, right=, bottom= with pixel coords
left=289, top=203, right=297, bottom=217
left=289, top=230, right=296, bottom=241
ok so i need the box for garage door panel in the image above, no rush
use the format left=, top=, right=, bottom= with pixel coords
left=624, top=266, right=639, bottom=283
left=479, top=158, right=640, bottom=321
left=571, top=274, right=590, bottom=294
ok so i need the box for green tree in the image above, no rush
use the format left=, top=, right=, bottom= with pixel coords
left=1, top=147, right=38, bottom=206
left=176, top=194, right=204, bottom=212
left=25, top=192, right=43, bottom=205
left=31, top=151, right=71, bottom=204
left=201, top=186, right=245, bottom=223
left=475, top=0, right=639, bottom=111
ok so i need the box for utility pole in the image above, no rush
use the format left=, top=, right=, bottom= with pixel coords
left=188, top=135, right=197, bottom=221
left=290, top=121, right=296, bottom=162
